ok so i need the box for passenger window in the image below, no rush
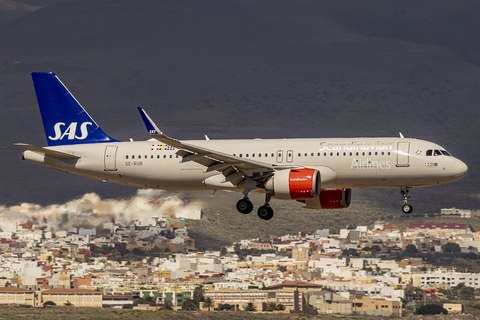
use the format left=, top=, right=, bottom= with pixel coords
left=305, top=153, right=307, bottom=157
left=132, top=155, right=135, bottom=159
left=375, top=152, right=378, bottom=156
left=239, top=154, right=242, bottom=157
left=126, top=155, right=129, bottom=159
left=336, top=152, right=339, bottom=156
left=317, top=152, right=320, bottom=156
left=252, top=153, right=255, bottom=157
left=343, top=152, right=346, bottom=156
left=330, top=152, right=333, bottom=156
left=349, top=152, right=352, bottom=156
left=138, top=155, right=141, bottom=159
left=381, top=152, right=384, bottom=156
left=258, top=153, right=261, bottom=157
left=324, top=152, right=327, bottom=156
left=151, top=155, right=153, bottom=159
left=298, top=153, right=301, bottom=157
left=145, top=155, right=147, bottom=159
left=163, top=155, right=166, bottom=159
left=426, top=150, right=432, bottom=156
left=362, top=152, right=365, bottom=156
left=271, top=153, right=274, bottom=157
left=311, top=153, right=314, bottom=157
left=246, top=154, right=249, bottom=157
left=176, top=155, right=178, bottom=158
left=369, top=152, right=371, bottom=156
left=356, top=152, right=359, bottom=156
left=170, top=155, right=172, bottom=158
left=388, top=152, right=390, bottom=156
left=157, top=155, right=160, bottom=159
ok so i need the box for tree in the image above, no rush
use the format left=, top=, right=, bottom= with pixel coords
left=109, top=249, right=121, bottom=260
left=266, top=302, right=277, bottom=311
left=219, top=303, right=232, bottom=311
left=220, top=247, right=228, bottom=256
left=123, top=252, right=137, bottom=261
left=244, top=302, right=256, bottom=311
left=43, top=301, right=56, bottom=307
left=276, top=303, right=285, bottom=311
left=442, top=243, right=461, bottom=255
left=164, top=300, right=173, bottom=310
left=202, top=297, right=214, bottom=311
left=192, top=285, right=205, bottom=306
left=182, top=298, right=197, bottom=311
left=404, top=244, right=418, bottom=256
left=415, top=304, right=447, bottom=315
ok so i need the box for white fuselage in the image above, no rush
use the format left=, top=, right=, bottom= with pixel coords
left=22, top=137, right=468, bottom=193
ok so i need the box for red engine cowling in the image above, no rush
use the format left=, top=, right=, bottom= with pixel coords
left=301, top=188, right=351, bottom=209
left=265, top=168, right=320, bottom=200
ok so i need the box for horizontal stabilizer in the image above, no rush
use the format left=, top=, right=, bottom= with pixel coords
left=14, top=143, right=80, bottom=159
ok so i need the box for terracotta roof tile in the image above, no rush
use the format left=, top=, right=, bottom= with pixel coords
left=0, top=287, right=34, bottom=292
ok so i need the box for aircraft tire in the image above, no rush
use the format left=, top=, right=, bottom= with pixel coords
left=257, top=206, right=274, bottom=220
left=236, top=199, right=253, bottom=214
left=402, top=204, right=413, bottom=214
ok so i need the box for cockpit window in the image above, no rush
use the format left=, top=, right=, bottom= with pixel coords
left=426, top=150, right=432, bottom=156
left=434, top=150, right=442, bottom=156
left=441, top=150, right=451, bottom=156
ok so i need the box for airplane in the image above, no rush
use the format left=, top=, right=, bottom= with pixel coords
left=16, top=72, right=468, bottom=220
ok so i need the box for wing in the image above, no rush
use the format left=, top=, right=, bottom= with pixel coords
left=137, top=107, right=283, bottom=186
left=14, top=143, right=80, bottom=159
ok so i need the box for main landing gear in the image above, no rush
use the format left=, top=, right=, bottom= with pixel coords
left=236, top=198, right=253, bottom=214
left=401, top=187, right=413, bottom=214
left=236, top=193, right=274, bottom=220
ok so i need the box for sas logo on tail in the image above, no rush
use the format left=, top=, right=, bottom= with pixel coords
left=49, top=122, right=93, bottom=140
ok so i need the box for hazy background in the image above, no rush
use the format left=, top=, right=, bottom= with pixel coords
left=0, top=0, right=478, bottom=213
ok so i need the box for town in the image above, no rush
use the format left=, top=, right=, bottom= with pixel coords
left=0, top=193, right=478, bottom=317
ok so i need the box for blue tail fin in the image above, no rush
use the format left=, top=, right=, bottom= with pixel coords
left=31, top=72, right=118, bottom=146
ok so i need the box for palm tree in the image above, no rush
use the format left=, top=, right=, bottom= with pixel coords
left=182, top=298, right=197, bottom=311
left=193, top=285, right=205, bottom=305
left=203, top=297, right=214, bottom=311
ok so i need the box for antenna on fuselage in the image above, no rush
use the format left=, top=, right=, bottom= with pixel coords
left=399, top=132, right=405, bottom=139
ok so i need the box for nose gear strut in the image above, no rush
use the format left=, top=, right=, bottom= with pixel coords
left=401, top=187, right=413, bottom=214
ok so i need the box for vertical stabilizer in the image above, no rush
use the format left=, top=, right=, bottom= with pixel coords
left=31, top=72, right=118, bottom=146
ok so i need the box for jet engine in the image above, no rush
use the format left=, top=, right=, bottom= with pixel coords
left=265, top=168, right=320, bottom=200
left=300, top=188, right=351, bottom=209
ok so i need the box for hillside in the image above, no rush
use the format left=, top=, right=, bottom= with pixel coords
left=0, top=0, right=478, bottom=212
left=180, top=190, right=480, bottom=251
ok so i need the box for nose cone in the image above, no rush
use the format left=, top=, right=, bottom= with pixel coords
left=454, top=159, right=468, bottom=179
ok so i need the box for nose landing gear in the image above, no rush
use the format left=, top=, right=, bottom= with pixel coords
left=401, top=187, right=413, bottom=214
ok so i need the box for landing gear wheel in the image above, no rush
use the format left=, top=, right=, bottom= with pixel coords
left=402, top=204, right=413, bottom=214
left=257, top=205, right=274, bottom=220
left=236, top=199, right=253, bottom=214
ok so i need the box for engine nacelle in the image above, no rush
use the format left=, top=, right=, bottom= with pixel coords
left=265, top=168, right=320, bottom=200
left=301, top=188, right=351, bottom=209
